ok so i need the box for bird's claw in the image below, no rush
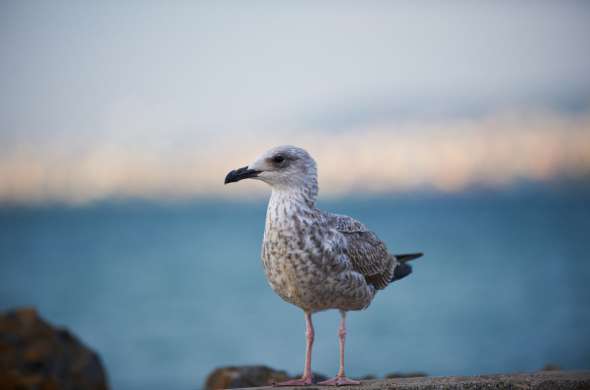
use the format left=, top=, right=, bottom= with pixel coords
left=318, top=376, right=361, bottom=386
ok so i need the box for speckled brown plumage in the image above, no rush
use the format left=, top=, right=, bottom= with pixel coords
left=247, top=146, right=406, bottom=313
left=323, top=213, right=397, bottom=290
left=224, top=145, right=422, bottom=386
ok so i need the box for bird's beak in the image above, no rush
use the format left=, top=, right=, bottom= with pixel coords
left=224, top=166, right=261, bottom=184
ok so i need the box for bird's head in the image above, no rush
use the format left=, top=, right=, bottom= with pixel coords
left=224, top=145, right=318, bottom=199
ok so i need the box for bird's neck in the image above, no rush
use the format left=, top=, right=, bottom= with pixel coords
left=267, top=187, right=315, bottom=225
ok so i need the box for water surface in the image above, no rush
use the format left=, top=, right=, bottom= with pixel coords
left=1, top=190, right=589, bottom=389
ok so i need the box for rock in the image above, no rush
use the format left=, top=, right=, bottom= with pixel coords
left=203, top=366, right=330, bottom=389
left=384, top=371, right=427, bottom=379
left=541, top=363, right=561, bottom=371
left=0, top=307, right=109, bottom=390
left=294, top=371, right=328, bottom=383
left=234, top=370, right=590, bottom=389
left=204, top=365, right=289, bottom=389
left=359, top=374, right=377, bottom=380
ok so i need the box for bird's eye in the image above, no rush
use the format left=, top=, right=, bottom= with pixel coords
left=272, top=155, right=285, bottom=164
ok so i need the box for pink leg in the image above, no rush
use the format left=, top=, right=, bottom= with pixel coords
left=319, top=311, right=360, bottom=386
left=274, top=312, right=314, bottom=386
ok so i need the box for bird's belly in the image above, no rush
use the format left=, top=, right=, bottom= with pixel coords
left=262, top=253, right=330, bottom=311
left=262, top=253, right=372, bottom=312
left=261, top=229, right=375, bottom=312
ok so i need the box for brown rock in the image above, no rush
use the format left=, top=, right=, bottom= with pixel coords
left=204, top=366, right=290, bottom=389
left=359, top=374, right=377, bottom=380
left=541, top=363, right=561, bottom=371
left=0, top=307, right=109, bottom=390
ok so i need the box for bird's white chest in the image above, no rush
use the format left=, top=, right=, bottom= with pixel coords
left=261, top=196, right=325, bottom=308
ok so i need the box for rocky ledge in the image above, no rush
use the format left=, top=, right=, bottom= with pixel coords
left=232, top=370, right=590, bottom=390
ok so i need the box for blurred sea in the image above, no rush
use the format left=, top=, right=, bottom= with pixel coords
left=1, top=187, right=590, bottom=390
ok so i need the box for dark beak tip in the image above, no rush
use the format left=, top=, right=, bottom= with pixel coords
left=224, top=166, right=260, bottom=185
left=224, top=170, right=237, bottom=185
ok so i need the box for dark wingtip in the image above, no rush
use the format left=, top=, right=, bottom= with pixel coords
left=395, top=252, right=423, bottom=262
left=391, top=262, right=412, bottom=282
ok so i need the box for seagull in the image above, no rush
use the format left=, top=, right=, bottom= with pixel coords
left=224, top=145, right=423, bottom=386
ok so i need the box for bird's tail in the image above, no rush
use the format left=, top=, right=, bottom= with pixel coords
left=390, top=253, right=423, bottom=282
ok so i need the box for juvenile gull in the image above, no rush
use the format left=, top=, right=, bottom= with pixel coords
left=224, top=145, right=423, bottom=386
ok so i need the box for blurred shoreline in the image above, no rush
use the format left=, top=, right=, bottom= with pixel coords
left=1, top=176, right=589, bottom=210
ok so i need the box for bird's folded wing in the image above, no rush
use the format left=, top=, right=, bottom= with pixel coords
left=324, top=213, right=395, bottom=290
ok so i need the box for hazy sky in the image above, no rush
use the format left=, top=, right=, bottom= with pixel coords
left=1, top=1, right=589, bottom=203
